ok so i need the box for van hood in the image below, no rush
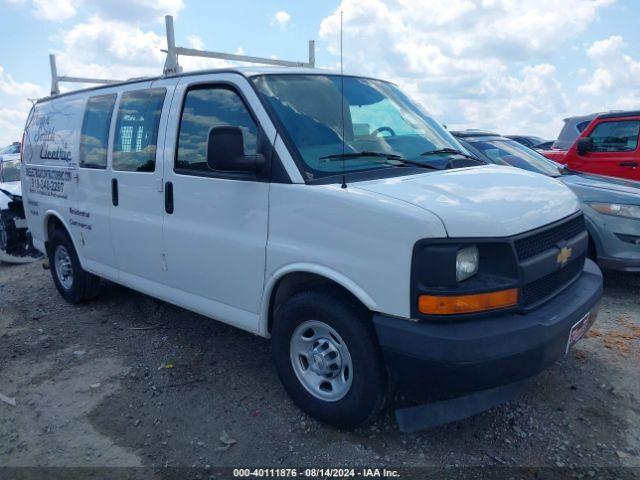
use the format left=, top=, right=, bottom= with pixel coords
left=353, top=165, right=580, bottom=238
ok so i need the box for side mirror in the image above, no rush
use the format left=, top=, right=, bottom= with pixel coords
left=206, top=126, right=265, bottom=172
left=576, top=137, right=593, bottom=156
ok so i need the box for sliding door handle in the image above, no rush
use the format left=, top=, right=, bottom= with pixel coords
left=165, top=181, right=174, bottom=214
left=111, top=178, right=118, bottom=206
left=620, top=161, right=638, bottom=167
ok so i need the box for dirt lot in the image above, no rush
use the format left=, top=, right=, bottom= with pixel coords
left=1, top=259, right=639, bottom=473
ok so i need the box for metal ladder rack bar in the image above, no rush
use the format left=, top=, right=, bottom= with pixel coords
left=162, top=15, right=315, bottom=76
left=48, top=15, right=317, bottom=95
left=49, top=54, right=120, bottom=96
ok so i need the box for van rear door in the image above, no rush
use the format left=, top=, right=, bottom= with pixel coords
left=109, top=82, right=173, bottom=285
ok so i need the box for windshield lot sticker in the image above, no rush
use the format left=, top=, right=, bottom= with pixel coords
left=25, top=167, right=71, bottom=199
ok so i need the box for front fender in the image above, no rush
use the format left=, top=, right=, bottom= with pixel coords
left=583, top=212, right=603, bottom=258
left=42, top=211, right=85, bottom=267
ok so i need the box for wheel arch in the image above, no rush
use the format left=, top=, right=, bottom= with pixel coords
left=260, top=264, right=377, bottom=337
left=42, top=211, right=83, bottom=265
left=584, top=216, right=602, bottom=261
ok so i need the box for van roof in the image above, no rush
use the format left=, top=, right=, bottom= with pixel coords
left=37, top=66, right=378, bottom=104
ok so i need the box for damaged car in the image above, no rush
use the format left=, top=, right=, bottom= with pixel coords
left=0, top=154, right=42, bottom=263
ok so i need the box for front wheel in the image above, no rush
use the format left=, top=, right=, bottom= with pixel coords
left=272, top=290, right=387, bottom=429
left=48, top=229, right=100, bottom=303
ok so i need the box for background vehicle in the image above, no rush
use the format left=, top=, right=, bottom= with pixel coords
left=506, top=135, right=549, bottom=149
left=531, top=140, right=553, bottom=151
left=455, top=130, right=640, bottom=272
left=0, top=141, right=21, bottom=162
left=0, top=156, right=42, bottom=263
left=540, top=113, right=597, bottom=163
left=544, top=111, right=640, bottom=182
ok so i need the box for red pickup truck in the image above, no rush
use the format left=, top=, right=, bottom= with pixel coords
left=541, top=111, right=640, bottom=181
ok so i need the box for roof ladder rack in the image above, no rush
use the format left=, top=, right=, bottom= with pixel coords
left=162, top=15, right=315, bottom=76
left=49, top=54, right=121, bottom=96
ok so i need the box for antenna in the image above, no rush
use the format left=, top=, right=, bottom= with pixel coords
left=340, top=11, right=347, bottom=189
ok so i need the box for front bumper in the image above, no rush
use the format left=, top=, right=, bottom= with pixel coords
left=373, top=259, right=603, bottom=397
left=598, top=255, right=640, bottom=273
left=587, top=213, right=640, bottom=272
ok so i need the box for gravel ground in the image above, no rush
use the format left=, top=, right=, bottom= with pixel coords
left=0, top=259, right=639, bottom=473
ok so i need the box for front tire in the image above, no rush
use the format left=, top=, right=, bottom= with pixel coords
left=272, top=290, right=387, bottom=429
left=48, top=229, right=100, bottom=303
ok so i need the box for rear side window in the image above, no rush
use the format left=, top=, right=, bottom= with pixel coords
left=113, top=88, right=166, bottom=172
left=176, top=86, right=257, bottom=173
left=79, top=94, right=116, bottom=169
left=576, top=121, right=590, bottom=133
left=588, top=120, right=640, bottom=152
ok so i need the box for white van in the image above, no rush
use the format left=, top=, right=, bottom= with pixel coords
left=21, top=67, right=602, bottom=429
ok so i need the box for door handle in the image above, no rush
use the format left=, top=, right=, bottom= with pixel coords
left=165, top=181, right=174, bottom=214
left=111, top=178, right=118, bottom=206
left=619, top=161, right=638, bottom=167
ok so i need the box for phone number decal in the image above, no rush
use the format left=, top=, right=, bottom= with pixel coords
left=25, top=167, right=72, bottom=199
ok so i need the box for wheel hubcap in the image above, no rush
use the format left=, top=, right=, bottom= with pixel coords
left=54, top=245, right=73, bottom=290
left=290, top=320, right=353, bottom=402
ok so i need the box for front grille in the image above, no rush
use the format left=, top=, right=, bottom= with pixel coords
left=521, top=257, right=584, bottom=307
left=514, top=215, right=585, bottom=262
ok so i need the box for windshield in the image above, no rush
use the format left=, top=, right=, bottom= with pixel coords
left=0, top=143, right=20, bottom=155
left=467, top=139, right=562, bottom=177
left=252, top=74, right=466, bottom=180
left=0, top=158, right=21, bottom=183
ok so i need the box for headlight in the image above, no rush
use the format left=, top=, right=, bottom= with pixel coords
left=456, top=245, right=479, bottom=282
left=588, top=203, right=640, bottom=220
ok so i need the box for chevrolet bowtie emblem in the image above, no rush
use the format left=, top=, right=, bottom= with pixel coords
left=557, top=246, right=572, bottom=266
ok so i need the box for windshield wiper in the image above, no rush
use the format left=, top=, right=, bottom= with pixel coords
left=320, top=151, right=441, bottom=170
left=420, top=148, right=483, bottom=163
left=320, top=151, right=403, bottom=161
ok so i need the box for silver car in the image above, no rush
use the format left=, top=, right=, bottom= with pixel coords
left=455, top=131, right=640, bottom=272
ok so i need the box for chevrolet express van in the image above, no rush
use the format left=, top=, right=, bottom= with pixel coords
left=21, top=67, right=603, bottom=429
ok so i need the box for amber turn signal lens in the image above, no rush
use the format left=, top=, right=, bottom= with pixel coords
left=418, top=288, right=519, bottom=315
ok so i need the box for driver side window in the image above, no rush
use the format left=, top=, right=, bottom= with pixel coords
left=588, top=120, right=640, bottom=152
left=176, top=85, right=258, bottom=174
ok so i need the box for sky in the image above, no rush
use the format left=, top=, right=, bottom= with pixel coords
left=0, top=0, right=639, bottom=147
